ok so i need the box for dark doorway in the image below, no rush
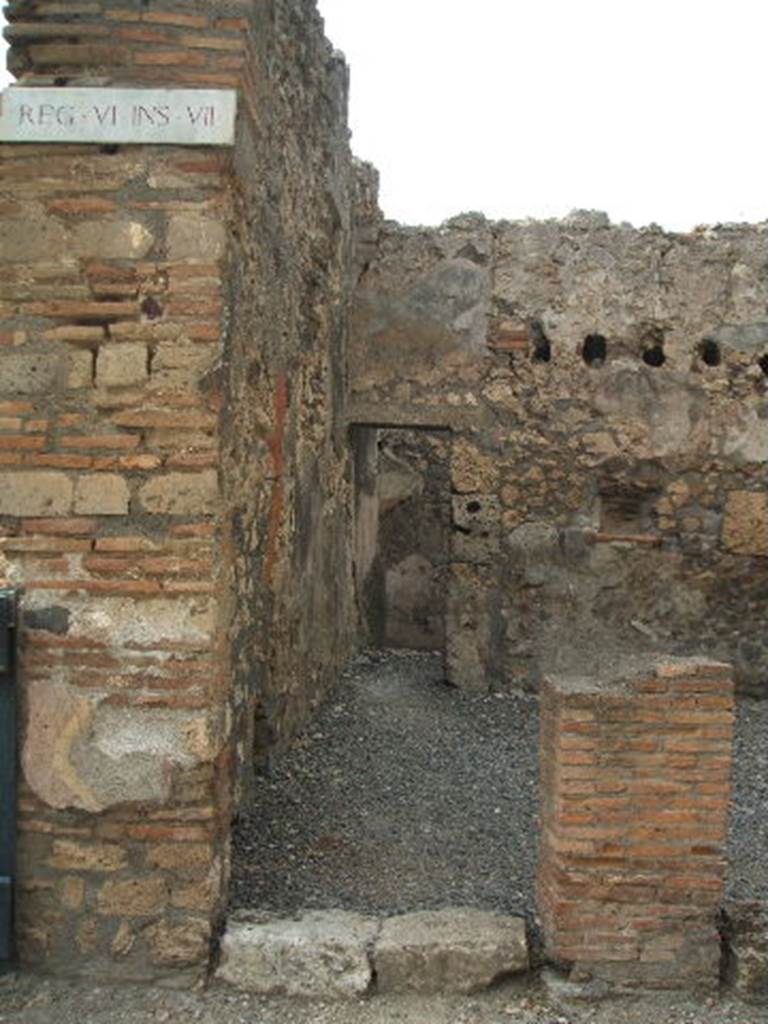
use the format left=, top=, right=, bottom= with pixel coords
left=351, top=425, right=451, bottom=654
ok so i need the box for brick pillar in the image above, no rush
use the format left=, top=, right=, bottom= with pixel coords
left=1, top=0, right=247, bottom=983
left=538, top=656, right=735, bottom=990
left=2, top=0, right=356, bottom=982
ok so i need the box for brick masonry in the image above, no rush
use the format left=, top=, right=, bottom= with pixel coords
left=538, top=657, right=735, bottom=990
left=2, top=0, right=356, bottom=982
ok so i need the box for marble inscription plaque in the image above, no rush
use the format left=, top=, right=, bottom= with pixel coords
left=0, top=87, right=237, bottom=146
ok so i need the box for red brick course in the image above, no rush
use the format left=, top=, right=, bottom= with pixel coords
left=538, top=657, right=735, bottom=990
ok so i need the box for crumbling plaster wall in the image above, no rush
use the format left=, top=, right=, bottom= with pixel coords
left=350, top=209, right=768, bottom=694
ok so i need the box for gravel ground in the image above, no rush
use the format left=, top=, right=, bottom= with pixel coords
left=231, top=649, right=767, bottom=917
left=230, top=650, right=539, bottom=917
left=2, top=972, right=767, bottom=1024
left=2, top=654, right=766, bottom=1024
left=726, top=697, right=768, bottom=902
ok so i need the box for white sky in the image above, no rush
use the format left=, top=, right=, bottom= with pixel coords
left=317, top=0, right=768, bottom=230
left=2, top=2, right=767, bottom=231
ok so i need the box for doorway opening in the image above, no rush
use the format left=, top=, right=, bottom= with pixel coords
left=352, top=425, right=451, bottom=657
left=228, top=422, right=539, bottom=921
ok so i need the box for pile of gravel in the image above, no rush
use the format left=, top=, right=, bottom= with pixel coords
left=230, top=650, right=539, bottom=917
left=230, top=649, right=766, bottom=917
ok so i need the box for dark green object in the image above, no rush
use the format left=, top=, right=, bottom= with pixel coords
left=0, top=589, right=17, bottom=967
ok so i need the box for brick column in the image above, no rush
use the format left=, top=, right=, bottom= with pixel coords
left=538, top=656, right=735, bottom=990
left=2, top=0, right=356, bottom=982
left=0, top=0, right=248, bottom=983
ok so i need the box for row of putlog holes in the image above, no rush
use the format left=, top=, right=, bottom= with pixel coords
left=531, top=325, right=768, bottom=375
left=581, top=333, right=768, bottom=374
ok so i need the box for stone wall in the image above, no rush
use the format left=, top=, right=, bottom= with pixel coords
left=349, top=211, right=768, bottom=695
left=2, top=0, right=356, bottom=980
left=220, top=0, right=356, bottom=792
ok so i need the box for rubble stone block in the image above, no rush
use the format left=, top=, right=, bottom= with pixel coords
left=71, top=220, right=154, bottom=260
left=96, top=876, right=169, bottom=917
left=451, top=438, right=499, bottom=493
left=66, top=349, right=94, bottom=389
left=3, top=351, right=61, bottom=394
left=374, top=908, right=528, bottom=994
left=216, top=911, right=378, bottom=999
left=725, top=900, right=768, bottom=1003
left=451, top=494, right=500, bottom=563
left=167, top=216, right=227, bottom=261
left=138, top=470, right=218, bottom=515
left=0, top=471, right=72, bottom=516
left=0, top=216, right=68, bottom=261
left=146, top=918, right=211, bottom=966
left=722, top=490, right=768, bottom=556
left=23, top=678, right=221, bottom=812
left=96, top=343, right=148, bottom=388
left=48, top=840, right=127, bottom=873
left=74, top=473, right=130, bottom=515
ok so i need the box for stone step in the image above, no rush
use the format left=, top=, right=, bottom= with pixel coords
left=216, top=907, right=529, bottom=1000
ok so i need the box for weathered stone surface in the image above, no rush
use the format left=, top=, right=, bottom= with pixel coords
left=445, top=563, right=495, bottom=691
left=378, top=466, right=422, bottom=509
left=2, top=0, right=357, bottom=986
left=725, top=900, right=768, bottom=1002
left=22, top=681, right=102, bottom=812
left=723, top=491, right=768, bottom=555
left=66, top=349, right=94, bottom=389
left=712, top=321, right=768, bottom=352
left=48, top=840, right=127, bottom=873
left=350, top=258, right=491, bottom=389
left=138, top=470, right=218, bottom=515
left=374, top=909, right=528, bottom=994
left=385, top=553, right=436, bottom=644
left=111, top=922, right=135, bottom=959
left=146, top=844, right=213, bottom=874
left=216, top=912, right=378, bottom=999
left=451, top=494, right=500, bottom=564
left=722, top=408, right=768, bottom=464
left=145, top=918, right=211, bottom=966
left=451, top=438, right=499, bottom=494
left=167, top=216, right=227, bottom=261
left=0, top=216, right=68, bottom=261
left=70, top=220, right=153, bottom=259
left=96, top=876, right=168, bottom=917
left=43, top=592, right=215, bottom=647
left=22, top=679, right=223, bottom=812
left=0, top=471, right=72, bottom=516
left=73, top=473, right=130, bottom=515
left=60, top=877, right=85, bottom=911
left=96, top=342, right=148, bottom=388
left=3, top=350, right=62, bottom=394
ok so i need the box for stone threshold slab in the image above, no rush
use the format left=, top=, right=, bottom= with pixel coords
left=216, top=908, right=529, bottom=1000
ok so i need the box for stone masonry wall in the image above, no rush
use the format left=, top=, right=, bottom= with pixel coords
left=538, top=657, right=735, bottom=989
left=2, top=0, right=356, bottom=980
left=222, top=0, right=356, bottom=789
left=350, top=211, right=768, bottom=695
